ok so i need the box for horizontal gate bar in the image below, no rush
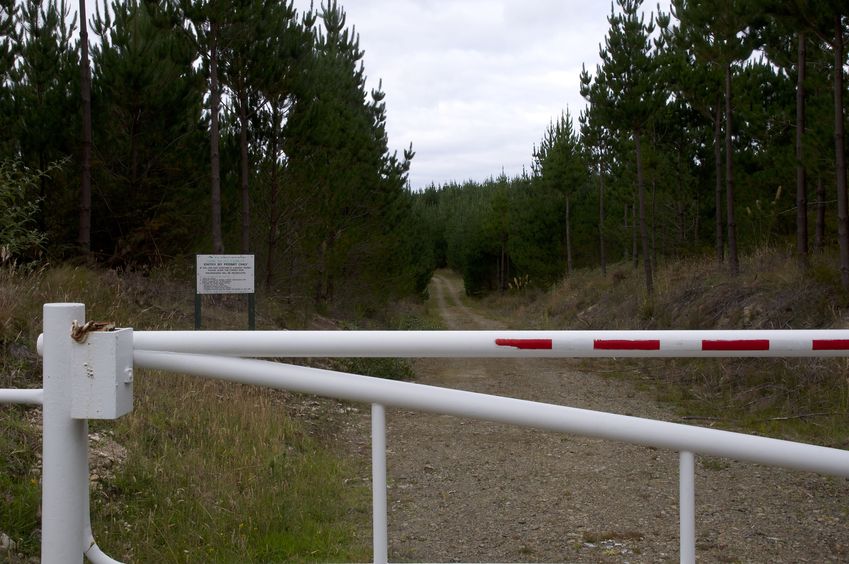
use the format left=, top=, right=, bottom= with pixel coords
left=126, top=329, right=849, bottom=358
left=0, top=388, right=43, bottom=405
left=134, top=351, right=849, bottom=478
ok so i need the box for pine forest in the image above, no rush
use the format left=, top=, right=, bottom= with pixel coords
left=1, top=0, right=849, bottom=305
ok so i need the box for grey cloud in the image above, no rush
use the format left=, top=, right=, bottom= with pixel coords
left=291, top=1, right=654, bottom=189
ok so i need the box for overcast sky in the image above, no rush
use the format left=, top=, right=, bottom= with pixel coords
left=291, top=0, right=639, bottom=190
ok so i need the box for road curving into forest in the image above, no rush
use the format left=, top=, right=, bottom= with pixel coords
left=371, top=271, right=849, bottom=562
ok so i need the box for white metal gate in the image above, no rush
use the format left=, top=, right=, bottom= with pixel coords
left=2, top=302, right=849, bottom=563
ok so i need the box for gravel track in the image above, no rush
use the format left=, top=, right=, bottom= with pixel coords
left=357, top=273, right=849, bottom=563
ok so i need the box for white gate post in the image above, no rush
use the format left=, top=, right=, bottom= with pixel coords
left=41, top=303, right=88, bottom=563
left=371, top=403, right=388, bottom=564
left=679, top=450, right=696, bottom=564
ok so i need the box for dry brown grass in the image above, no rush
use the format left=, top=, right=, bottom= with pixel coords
left=478, top=248, right=849, bottom=447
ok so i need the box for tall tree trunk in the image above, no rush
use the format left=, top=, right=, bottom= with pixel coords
left=714, top=102, right=724, bottom=265
left=502, top=234, right=510, bottom=290
left=650, top=129, right=658, bottom=268
left=675, top=153, right=685, bottom=250
left=833, top=16, right=849, bottom=289
left=635, top=128, right=653, bottom=295
left=78, top=0, right=92, bottom=254
left=38, top=153, right=46, bottom=233
left=632, top=203, right=638, bottom=269
left=565, top=192, right=573, bottom=276
left=33, top=17, right=46, bottom=234
left=499, top=238, right=507, bottom=291
left=598, top=171, right=606, bottom=276
left=265, top=105, right=280, bottom=289
left=239, top=91, right=250, bottom=254
left=209, top=23, right=224, bottom=254
left=796, top=31, right=808, bottom=268
left=316, top=239, right=329, bottom=305
left=651, top=177, right=657, bottom=270
left=725, top=63, right=739, bottom=276
left=815, top=174, right=825, bottom=253
left=694, top=191, right=700, bottom=248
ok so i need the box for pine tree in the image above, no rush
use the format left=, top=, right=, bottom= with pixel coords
left=285, top=0, right=366, bottom=302
left=92, top=0, right=206, bottom=262
left=660, top=9, right=726, bottom=264
left=284, top=0, right=414, bottom=305
left=533, top=110, right=587, bottom=277
left=759, top=5, right=818, bottom=267
left=579, top=75, right=612, bottom=275
left=251, top=1, right=306, bottom=288
left=77, top=0, right=91, bottom=254
left=583, top=0, right=665, bottom=295
left=795, top=29, right=808, bottom=266
left=158, top=0, right=229, bottom=253
left=15, top=0, right=79, bottom=242
left=0, top=0, right=17, bottom=159
left=792, top=2, right=849, bottom=288
left=578, top=105, right=610, bottom=276
left=672, top=0, right=764, bottom=276
left=219, top=0, right=283, bottom=254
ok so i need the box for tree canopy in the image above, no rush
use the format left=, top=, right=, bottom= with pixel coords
left=2, top=0, right=848, bottom=305
left=0, top=0, right=428, bottom=311
left=415, top=1, right=849, bottom=298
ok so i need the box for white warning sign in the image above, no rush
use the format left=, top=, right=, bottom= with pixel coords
left=196, top=255, right=255, bottom=294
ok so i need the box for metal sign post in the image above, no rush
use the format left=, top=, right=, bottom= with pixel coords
left=195, top=254, right=255, bottom=330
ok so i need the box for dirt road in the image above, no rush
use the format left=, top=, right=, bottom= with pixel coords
left=377, top=272, right=849, bottom=562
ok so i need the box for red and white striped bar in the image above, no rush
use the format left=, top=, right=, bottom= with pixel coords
left=129, top=329, right=849, bottom=358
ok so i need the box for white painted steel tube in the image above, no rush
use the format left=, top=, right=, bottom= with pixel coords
left=0, top=388, right=43, bottom=405
left=84, top=537, right=123, bottom=564
left=42, top=303, right=88, bottom=563
left=134, top=351, right=849, bottom=478
left=132, top=329, right=849, bottom=358
left=84, top=495, right=124, bottom=564
left=371, top=404, right=388, bottom=564
left=679, top=451, right=696, bottom=564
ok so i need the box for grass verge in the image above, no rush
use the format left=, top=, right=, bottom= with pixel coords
left=1, top=263, right=372, bottom=561
left=94, top=373, right=370, bottom=563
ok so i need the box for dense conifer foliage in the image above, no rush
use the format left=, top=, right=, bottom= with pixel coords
left=1, top=0, right=848, bottom=303
left=415, top=0, right=849, bottom=297
left=0, top=0, right=425, bottom=308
